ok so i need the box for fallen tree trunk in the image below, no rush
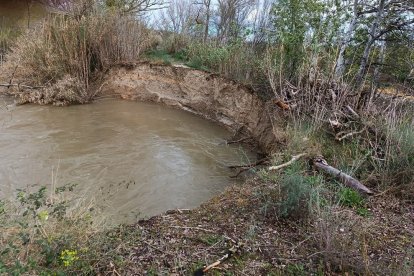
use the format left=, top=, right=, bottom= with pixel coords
left=313, top=156, right=373, bottom=195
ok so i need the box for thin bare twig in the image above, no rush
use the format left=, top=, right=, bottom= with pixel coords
left=226, top=137, right=251, bottom=145
left=335, top=128, right=366, bottom=141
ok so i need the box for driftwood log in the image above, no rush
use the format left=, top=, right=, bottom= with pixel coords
left=313, top=156, right=373, bottom=195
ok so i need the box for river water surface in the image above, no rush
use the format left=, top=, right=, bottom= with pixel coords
left=0, top=98, right=254, bottom=223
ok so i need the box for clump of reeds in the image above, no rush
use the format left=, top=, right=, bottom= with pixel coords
left=1, top=3, right=154, bottom=105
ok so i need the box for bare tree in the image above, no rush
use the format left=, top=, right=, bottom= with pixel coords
left=215, top=0, right=256, bottom=43
left=159, top=0, right=197, bottom=34
left=355, top=0, right=414, bottom=85
left=334, top=0, right=414, bottom=83
left=335, top=0, right=359, bottom=78
left=106, top=0, right=166, bottom=14
left=200, top=0, right=212, bottom=42
left=250, top=0, right=272, bottom=46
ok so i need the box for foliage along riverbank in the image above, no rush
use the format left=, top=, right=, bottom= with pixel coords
left=1, top=0, right=414, bottom=274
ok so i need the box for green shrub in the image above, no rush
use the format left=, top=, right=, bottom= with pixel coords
left=278, top=164, right=313, bottom=219
left=339, top=188, right=364, bottom=208
left=161, top=33, right=189, bottom=54
left=0, top=185, right=99, bottom=274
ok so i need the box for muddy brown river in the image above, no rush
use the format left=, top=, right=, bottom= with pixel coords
left=0, top=97, right=254, bottom=223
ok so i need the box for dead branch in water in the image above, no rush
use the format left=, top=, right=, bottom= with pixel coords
left=228, top=158, right=269, bottom=169
left=229, top=167, right=250, bottom=178
left=268, top=153, right=307, bottom=171
left=0, top=83, right=45, bottom=90
left=226, top=137, right=251, bottom=145
left=229, top=158, right=270, bottom=178
left=312, top=156, right=373, bottom=195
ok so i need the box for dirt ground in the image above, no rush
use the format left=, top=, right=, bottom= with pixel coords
left=92, top=177, right=414, bottom=275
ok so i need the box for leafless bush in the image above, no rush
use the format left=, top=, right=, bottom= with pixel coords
left=265, top=44, right=414, bottom=198
left=1, top=9, right=152, bottom=105
left=264, top=46, right=356, bottom=130
left=186, top=40, right=264, bottom=87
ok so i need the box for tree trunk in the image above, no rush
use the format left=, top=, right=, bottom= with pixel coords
left=203, top=0, right=211, bottom=43
left=335, top=0, right=359, bottom=78
left=368, top=40, right=386, bottom=106
left=355, top=0, right=385, bottom=86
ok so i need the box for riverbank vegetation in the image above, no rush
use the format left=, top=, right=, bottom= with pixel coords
left=1, top=0, right=414, bottom=274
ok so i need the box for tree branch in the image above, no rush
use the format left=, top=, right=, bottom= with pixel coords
left=268, top=153, right=307, bottom=171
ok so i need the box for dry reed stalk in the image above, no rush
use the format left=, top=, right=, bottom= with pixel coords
left=0, top=9, right=154, bottom=105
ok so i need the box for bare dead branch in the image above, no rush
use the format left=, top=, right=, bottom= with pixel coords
left=335, top=128, right=365, bottom=141
left=268, top=153, right=307, bottom=171
left=226, top=137, right=251, bottom=144
left=228, top=158, right=269, bottom=169
left=194, top=242, right=242, bottom=276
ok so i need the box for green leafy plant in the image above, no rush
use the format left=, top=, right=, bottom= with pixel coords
left=339, top=187, right=369, bottom=217
left=278, top=165, right=312, bottom=218
left=60, top=249, right=79, bottom=267
left=0, top=184, right=98, bottom=274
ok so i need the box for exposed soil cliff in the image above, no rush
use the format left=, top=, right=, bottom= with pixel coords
left=101, top=63, right=283, bottom=154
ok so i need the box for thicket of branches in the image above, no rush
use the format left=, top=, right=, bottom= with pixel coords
left=155, top=0, right=414, bottom=97
left=153, top=0, right=414, bottom=197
